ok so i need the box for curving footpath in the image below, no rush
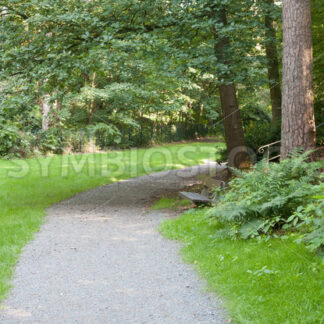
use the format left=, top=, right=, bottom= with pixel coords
left=0, top=163, right=227, bottom=324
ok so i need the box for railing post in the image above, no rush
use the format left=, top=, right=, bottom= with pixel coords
left=258, top=141, right=281, bottom=163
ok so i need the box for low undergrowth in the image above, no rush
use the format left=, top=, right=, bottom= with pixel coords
left=160, top=152, right=324, bottom=323
left=209, top=152, right=324, bottom=251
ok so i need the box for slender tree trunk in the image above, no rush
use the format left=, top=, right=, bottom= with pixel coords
left=263, top=0, right=282, bottom=124
left=213, top=8, right=249, bottom=168
left=41, top=95, right=51, bottom=131
left=89, top=72, right=96, bottom=124
left=281, top=0, right=316, bottom=158
left=51, top=91, right=62, bottom=126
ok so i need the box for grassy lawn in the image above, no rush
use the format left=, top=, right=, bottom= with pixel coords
left=160, top=209, right=324, bottom=324
left=0, top=142, right=223, bottom=301
left=151, top=196, right=192, bottom=210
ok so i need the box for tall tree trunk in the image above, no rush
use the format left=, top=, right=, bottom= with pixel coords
left=219, top=83, right=248, bottom=168
left=263, top=0, right=282, bottom=124
left=89, top=72, right=96, bottom=124
left=281, top=0, right=316, bottom=158
left=213, top=8, right=249, bottom=168
left=41, top=95, right=51, bottom=131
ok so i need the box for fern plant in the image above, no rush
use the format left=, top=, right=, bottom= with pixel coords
left=208, top=152, right=323, bottom=248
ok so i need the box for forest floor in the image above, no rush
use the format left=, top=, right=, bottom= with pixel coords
left=0, top=164, right=228, bottom=324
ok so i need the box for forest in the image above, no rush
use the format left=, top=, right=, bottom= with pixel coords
left=0, top=0, right=323, bottom=160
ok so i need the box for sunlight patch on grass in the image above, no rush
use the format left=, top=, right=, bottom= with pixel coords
left=151, top=197, right=192, bottom=210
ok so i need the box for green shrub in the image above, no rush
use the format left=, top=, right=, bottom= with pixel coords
left=37, top=128, right=67, bottom=154
left=208, top=152, right=323, bottom=251
left=294, top=195, right=324, bottom=252
left=244, top=122, right=281, bottom=159
left=0, top=123, right=21, bottom=156
left=91, top=123, right=122, bottom=149
left=64, top=129, right=92, bottom=152
left=0, top=120, right=33, bottom=158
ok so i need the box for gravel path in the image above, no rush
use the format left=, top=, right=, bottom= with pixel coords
left=0, top=163, right=227, bottom=324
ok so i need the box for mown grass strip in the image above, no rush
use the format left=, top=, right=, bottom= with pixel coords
left=160, top=209, right=324, bottom=324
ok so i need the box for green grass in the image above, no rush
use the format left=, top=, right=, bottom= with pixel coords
left=160, top=209, right=324, bottom=324
left=0, top=142, right=224, bottom=301
left=151, top=197, right=192, bottom=210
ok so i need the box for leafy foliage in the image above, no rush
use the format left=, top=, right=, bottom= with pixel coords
left=294, top=196, right=324, bottom=252
left=0, top=0, right=322, bottom=157
left=208, top=152, right=324, bottom=251
left=244, top=122, right=280, bottom=159
left=0, top=119, right=33, bottom=158
left=0, top=0, right=286, bottom=157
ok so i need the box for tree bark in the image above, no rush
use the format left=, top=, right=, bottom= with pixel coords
left=213, top=8, right=249, bottom=168
left=281, top=0, right=316, bottom=158
left=41, top=95, right=51, bottom=131
left=219, top=83, right=249, bottom=168
left=263, top=0, right=282, bottom=124
left=89, top=72, right=96, bottom=124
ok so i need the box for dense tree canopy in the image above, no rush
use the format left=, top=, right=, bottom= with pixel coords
left=0, top=0, right=322, bottom=160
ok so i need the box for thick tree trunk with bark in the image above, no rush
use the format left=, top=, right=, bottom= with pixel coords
left=264, top=0, right=282, bottom=124
left=213, top=8, right=249, bottom=168
left=219, top=83, right=249, bottom=168
left=281, top=0, right=316, bottom=158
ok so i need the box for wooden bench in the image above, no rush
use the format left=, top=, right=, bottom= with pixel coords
left=179, top=192, right=212, bottom=206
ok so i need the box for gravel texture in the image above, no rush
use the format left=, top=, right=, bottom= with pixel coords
left=0, top=163, right=227, bottom=324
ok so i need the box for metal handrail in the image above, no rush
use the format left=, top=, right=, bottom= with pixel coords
left=258, top=140, right=281, bottom=162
